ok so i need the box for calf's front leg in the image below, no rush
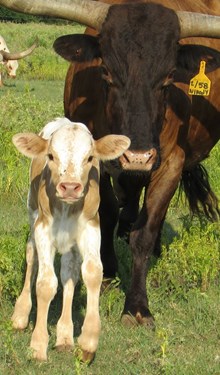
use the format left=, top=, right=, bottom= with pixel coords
left=55, top=249, right=81, bottom=351
left=77, top=220, right=103, bottom=362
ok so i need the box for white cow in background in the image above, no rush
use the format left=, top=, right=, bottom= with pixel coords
left=0, top=35, right=18, bottom=86
left=0, top=35, right=36, bottom=86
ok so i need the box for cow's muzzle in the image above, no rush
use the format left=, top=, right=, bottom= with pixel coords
left=119, top=148, right=157, bottom=172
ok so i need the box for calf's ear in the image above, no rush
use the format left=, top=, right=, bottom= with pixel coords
left=12, top=133, right=48, bottom=158
left=95, top=135, right=130, bottom=161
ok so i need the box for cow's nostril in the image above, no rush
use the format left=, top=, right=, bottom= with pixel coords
left=123, top=152, right=130, bottom=163
left=119, top=148, right=158, bottom=172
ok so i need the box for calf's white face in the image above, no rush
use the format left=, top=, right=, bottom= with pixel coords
left=13, top=118, right=131, bottom=203
left=48, top=124, right=95, bottom=202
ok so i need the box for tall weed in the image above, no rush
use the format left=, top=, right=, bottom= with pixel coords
left=149, top=220, right=220, bottom=295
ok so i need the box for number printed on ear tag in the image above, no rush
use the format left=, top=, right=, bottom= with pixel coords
left=188, top=60, right=211, bottom=96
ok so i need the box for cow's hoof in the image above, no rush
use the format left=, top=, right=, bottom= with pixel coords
left=75, top=347, right=95, bottom=364
left=121, top=312, right=155, bottom=329
left=135, top=312, right=155, bottom=328
left=121, top=314, right=139, bottom=327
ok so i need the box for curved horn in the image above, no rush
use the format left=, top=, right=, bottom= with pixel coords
left=1, top=1, right=220, bottom=37
left=0, top=40, right=37, bottom=61
left=0, top=0, right=110, bottom=31
left=177, top=11, right=220, bottom=39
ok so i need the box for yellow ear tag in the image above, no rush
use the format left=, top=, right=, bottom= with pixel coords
left=188, top=60, right=211, bottom=96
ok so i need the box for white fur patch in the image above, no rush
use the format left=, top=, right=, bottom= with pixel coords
left=40, top=117, right=91, bottom=140
left=40, top=117, right=94, bottom=179
left=52, top=207, right=79, bottom=254
left=51, top=124, right=93, bottom=178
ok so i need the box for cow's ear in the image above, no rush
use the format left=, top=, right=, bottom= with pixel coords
left=176, top=44, right=220, bottom=74
left=53, top=34, right=101, bottom=62
left=94, top=135, right=131, bottom=161
left=12, top=133, right=48, bottom=158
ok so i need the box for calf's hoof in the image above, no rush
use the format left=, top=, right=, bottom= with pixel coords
left=11, top=315, right=29, bottom=330
left=75, top=347, right=95, bottom=364
left=56, top=344, right=73, bottom=352
left=31, top=348, right=47, bottom=361
left=30, top=334, right=48, bottom=361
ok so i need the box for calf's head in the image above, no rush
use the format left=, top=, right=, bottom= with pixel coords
left=12, top=118, right=130, bottom=203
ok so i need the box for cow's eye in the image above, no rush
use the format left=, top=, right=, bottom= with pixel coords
left=48, top=153, right=54, bottom=161
left=88, top=155, right=93, bottom=163
left=75, top=48, right=82, bottom=57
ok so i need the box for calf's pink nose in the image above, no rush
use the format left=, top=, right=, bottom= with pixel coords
left=57, top=182, right=83, bottom=199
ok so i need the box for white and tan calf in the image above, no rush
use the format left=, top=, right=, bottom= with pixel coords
left=11, top=117, right=130, bottom=362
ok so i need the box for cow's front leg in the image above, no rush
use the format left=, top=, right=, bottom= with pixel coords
left=116, top=174, right=144, bottom=240
left=30, top=222, right=57, bottom=361
left=122, top=149, right=185, bottom=326
left=55, top=250, right=81, bottom=351
left=12, top=237, right=38, bottom=330
left=77, top=219, right=103, bottom=363
left=122, top=220, right=156, bottom=328
left=99, top=173, right=119, bottom=277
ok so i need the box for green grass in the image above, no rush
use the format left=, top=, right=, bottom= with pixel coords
left=0, top=285, right=220, bottom=374
left=0, top=21, right=219, bottom=375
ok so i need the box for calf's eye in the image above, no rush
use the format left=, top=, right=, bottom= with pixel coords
left=88, top=155, right=93, bottom=162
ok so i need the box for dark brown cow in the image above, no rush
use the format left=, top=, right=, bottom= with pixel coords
left=1, top=0, right=220, bottom=327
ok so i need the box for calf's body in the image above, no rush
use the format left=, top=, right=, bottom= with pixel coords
left=11, top=117, right=130, bottom=361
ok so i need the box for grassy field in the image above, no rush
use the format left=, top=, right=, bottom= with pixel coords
left=0, top=22, right=220, bottom=375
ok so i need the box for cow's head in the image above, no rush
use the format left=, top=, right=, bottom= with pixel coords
left=5, top=60, right=19, bottom=78
left=12, top=118, right=130, bottom=203
left=53, top=4, right=179, bottom=173
left=53, top=2, right=220, bottom=174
